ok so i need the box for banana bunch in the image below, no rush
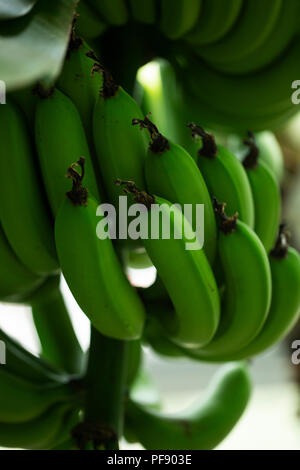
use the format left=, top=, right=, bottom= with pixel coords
left=1, top=23, right=299, bottom=450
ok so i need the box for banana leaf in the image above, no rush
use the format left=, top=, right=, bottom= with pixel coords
left=0, top=0, right=38, bottom=20
left=0, top=0, right=78, bottom=91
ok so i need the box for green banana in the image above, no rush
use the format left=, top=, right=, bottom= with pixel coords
left=116, top=181, right=220, bottom=348
left=35, top=88, right=99, bottom=215
left=212, top=0, right=299, bottom=75
left=57, top=40, right=103, bottom=143
left=11, top=85, right=38, bottom=126
left=125, top=362, right=251, bottom=450
left=255, top=132, right=284, bottom=183
left=129, top=0, right=156, bottom=24
left=188, top=124, right=254, bottom=228
left=177, top=39, right=300, bottom=125
left=55, top=158, right=145, bottom=340
left=160, top=0, right=202, bottom=39
left=133, top=116, right=217, bottom=264
left=227, top=131, right=284, bottom=183
left=242, top=132, right=281, bottom=252
left=198, top=0, right=282, bottom=68
left=217, top=226, right=300, bottom=361
left=183, top=201, right=272, bottom=360
left=0, top=327, right=68, bottom=385
left=135, top=58, right=199, bottom=156
left=92, top=64, right=148, bottom=209
left=87, top=0, right=128, bottom=26
left=0, top=404, right=76, bottom=450
left=185, top=0, right=243, bottom=46
left=75, top=1, right=107, bottom=39
left=0, top=223, right=44, bottom=303
left=31, top=275, right=84, bottom=376
left=0, top=101, right=58, bottom=275
left=0, top=368, right=75, bottom=423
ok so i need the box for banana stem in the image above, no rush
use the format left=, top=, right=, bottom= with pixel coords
left=83, top=327, right=128, bottom=450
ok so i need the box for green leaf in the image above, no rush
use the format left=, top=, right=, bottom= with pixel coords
left=0, top=1, right=38, bottom=20
left=0, top=0, right=79, bottom=91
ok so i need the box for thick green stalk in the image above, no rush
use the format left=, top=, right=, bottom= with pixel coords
left=83, top=327, right=128, bottom=450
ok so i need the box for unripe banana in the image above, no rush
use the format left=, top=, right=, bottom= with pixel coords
left=57, top=39, right=103, bottom=143
left=31, top=276, right=84, bottom=376
left=0, top=403, right=76, bottom=450
left=220, top=226, right=300, bottom=361
left=92, top=64, right=149, bottom=209
left=133, top=116, right=217, bottom=263
left=55, top=158, right=145, bottom=340
left=125, top=362, right=251, bottom=450
left=0, top=368, right=75, bottom=424
left=129, top=0, right=156, bottom=24
left=75, top=1, right=107, bottom=39
left=160, top=0, right=202, bottom=39
left=0, top=223, right=44, bottom=303
left=198, top=0, right=282, bottom=68
left=188, top=124, right=255, bottom=228
left=183, top=202, right=272, bottom=360
left=255, top=132, right=284, bottom=184
left=0, top=327, right=68, bottom=385
left=242, top=132, right=281, bottom=253
left=35, top=88, right=99, bottom=215
left=116, top=181, right=220, bottom=348
left=87, top=0, right=128, bottom=26
left=185, top=0, right=242, bottom=46
left=0, top=101, right=58, bottom=275
left=228, top=131, right=284, bottom=183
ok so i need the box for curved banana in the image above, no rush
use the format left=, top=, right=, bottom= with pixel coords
left=30, top=276, right=84, bottom=376
left=185, top=0, right=242, bottom=46
left=57, top=39, right=103, bottom=142
left=87, top=0, right=128, bottom=26
left=55, top=158, right=145, bottom=340
left=185, top=201, right=272, bottom=360
left=0, top=368, right=74, bottom=423
left=219, top=226, right=300, bottom=361
left=177, top=39, right=300, bottom=125
left=0, top=327, right=68, bottom=385
left=75, top=1, right=107, bottom=39
left=159, top=0, right=202, bottom=39
left=255, top=132, right=284, bottom=183
left=0, top=223, right=44, bottom=303
left=129, top=0, right=156, bottom=24
left=0, top=101, right=58, bottom=275
left=0, top=404, right=76, bottom=450
left=242, top=132, right=281, bottom=252
left=125, top=362, right=251, bottom=450
left=199, top=0, right=282, bottom=68
left=35, top=88, right=99, bottom=215
left=116, top=181, right=220, bottom=348
left=188, top=124, right=254, bottom=228
left=214, top=0, right=299, bottom=75
left=11, top=85, right=38, bottom=126
left=133, top=116, right=217, bottom=263
left=92, top=64, right=148, bottom=209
